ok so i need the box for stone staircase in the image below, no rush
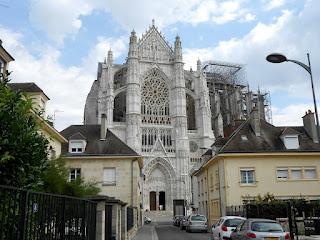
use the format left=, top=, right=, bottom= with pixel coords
left=145, top=210, right=173, bottom=223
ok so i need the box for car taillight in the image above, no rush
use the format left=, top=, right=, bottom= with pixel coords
left=285, top=233, right=291, bottom=240
left=246, top=232, right=256, bottom=238
left=221, top=225, right=228, bottom=231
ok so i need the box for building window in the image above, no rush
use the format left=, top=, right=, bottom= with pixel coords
left=69, top=168, right=81, bottom=181
left=283, top=136, right=299, bottom=149
left=304, top=168, right=317, bottom=179
left=103, top=168, right=116, bottom=185
left=69, top=140, right=86, bottom=153
left=0, top=59, right=4, bottom=74
left=276, top=168, right=289, bottom=180
left=240, top=169, right=255, bottom=184
left=291, top=168, right=302, bottom=180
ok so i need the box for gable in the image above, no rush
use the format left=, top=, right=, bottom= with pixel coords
left=138, top=27, right=174, bottom=63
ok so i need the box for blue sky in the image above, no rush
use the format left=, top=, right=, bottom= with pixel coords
left=0, top=0, right=319, bottom=131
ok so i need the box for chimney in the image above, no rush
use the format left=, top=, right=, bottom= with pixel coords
left=250, top=107, right=261, bottom=137
left=302, top=110, right=319, bottom=143
left=100, top=114, right=107, bottom=140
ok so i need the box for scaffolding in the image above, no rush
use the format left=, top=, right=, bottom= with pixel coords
left=202, top=60, right=246, bottom=87
left=201, top=60, right=273, bottom=136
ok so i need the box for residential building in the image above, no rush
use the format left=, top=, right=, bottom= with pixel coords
left=0, top=39, right=14, bottom=79
left=60, top=116, right=143, bottom=238
left=8, top=82, right=67, bottom=158
left=192, top=108, right=320, bottom=225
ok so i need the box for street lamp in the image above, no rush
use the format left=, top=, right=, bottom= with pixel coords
left=266, top=53, right=320, bottom=142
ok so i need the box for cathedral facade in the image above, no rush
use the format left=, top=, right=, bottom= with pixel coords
left=84, top=22, right=215, bottom=211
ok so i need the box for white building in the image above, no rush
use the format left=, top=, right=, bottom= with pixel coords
left=84, top=21, right=215, bottom=211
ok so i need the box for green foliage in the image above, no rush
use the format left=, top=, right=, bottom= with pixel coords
left=0, top=73, right=49, bottom=189
left=40, top=157, right=100, bottom=197
left=255, top=192, right=278, bottom=203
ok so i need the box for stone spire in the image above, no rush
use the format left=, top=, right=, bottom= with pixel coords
left=174, top=35, right=182, bottom=61
left=197, top=58, right=201, bottom=72
left=107, top=49, right=113, bottom=65
left=129, top=30, right=138, bottom=58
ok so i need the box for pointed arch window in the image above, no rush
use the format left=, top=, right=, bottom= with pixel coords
left=141, top=69, right=170, bottom=125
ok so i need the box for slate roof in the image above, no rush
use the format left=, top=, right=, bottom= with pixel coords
left=60, top=125, right=139, bottom=157
left=218, top=119, right=320, bottom=153
left=8, top=82, right=50, bottom=100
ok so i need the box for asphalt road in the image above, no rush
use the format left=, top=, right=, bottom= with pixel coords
left=155, top=221, right=212, bottom=240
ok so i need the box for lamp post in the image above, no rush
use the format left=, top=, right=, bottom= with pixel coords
left=266, top=53, right=320, bottom=142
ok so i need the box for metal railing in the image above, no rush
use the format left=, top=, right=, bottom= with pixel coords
left=0, top=185, right=97, bottom=240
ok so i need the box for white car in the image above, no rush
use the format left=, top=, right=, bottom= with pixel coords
left=212, top=216, right=245, bottom=240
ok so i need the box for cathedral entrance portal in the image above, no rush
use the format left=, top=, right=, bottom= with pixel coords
left=144, top=157, right=175, bottom=211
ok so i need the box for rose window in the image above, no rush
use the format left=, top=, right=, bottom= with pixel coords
left=141, top=69, right=170, bottom=125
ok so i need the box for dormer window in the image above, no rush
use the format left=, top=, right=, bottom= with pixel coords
left=69, top=140, right=86, bottom=153
left=283, top=136, right=299, bottom=149
left=280, top=128, right=300, bottom=150
left=241, top=135, right=248, bottom=141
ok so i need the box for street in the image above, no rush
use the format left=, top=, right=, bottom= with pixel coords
left=156, top=221, right=211, bottom=240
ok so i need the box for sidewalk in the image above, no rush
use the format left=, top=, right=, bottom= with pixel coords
left=132, top=223, right=158, bottom=240
left=299, top=236, right=320, bottom=240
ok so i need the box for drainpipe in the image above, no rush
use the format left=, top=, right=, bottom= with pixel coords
left=206, top=168, right=210, bottom=225
left=131, top=159, right=134, bottom=207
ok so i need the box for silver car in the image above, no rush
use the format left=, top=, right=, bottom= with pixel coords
left=185, top=214, right=208, bottom=233
left=231, top=219, right=290, bottom=240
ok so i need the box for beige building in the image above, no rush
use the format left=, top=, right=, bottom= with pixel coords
left=0, top=39, right=14, bottom=79
left=60, top=116, right=143, bottom=238
left=8, top=82, right=67, bottom=158
left=193, top=109, right=320, bottom=225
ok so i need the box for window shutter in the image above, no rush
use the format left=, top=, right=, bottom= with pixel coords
left=103, top=168, right=116, bottom=185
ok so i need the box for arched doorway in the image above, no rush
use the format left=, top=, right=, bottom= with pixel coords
left=144, top=157, right=175, bottom=211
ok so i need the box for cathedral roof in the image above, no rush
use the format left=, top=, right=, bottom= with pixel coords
left=60, top=125, right=139, bottom=157
left=138, top=21, right=174, bottom=58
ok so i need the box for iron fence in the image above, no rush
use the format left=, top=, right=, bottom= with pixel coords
left=0, top=185, right=97, bottom=240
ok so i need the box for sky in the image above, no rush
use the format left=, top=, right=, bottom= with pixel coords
left=1, top=0, right=320, bottom=131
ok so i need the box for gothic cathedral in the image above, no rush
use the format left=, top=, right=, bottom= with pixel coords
left=84, top=22, right=215, bottom=211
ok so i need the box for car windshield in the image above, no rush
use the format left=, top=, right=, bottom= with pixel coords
left=251, top=222, right=284, bottom=232
left=191, top=215, right=206, bottom=221
left=224, top=219, right=244, bottom=227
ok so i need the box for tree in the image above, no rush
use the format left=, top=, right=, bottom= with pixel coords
left=40, top=157, right=100, bottom=197
left=0, top=72, right=49, bottom=189
left=0, top=72, right=99, bottom=197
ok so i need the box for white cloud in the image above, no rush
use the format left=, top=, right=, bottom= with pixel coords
left=28, top=0, right=254, bottom=40
left=184, top=0, right=320, bottom=124
left=263, top=0, right=286, bottom=11
left=239, top=13, right=256, bottom=23
left=29, top=0, right=94, bottom=44
left=272, top=103, right=313, bottom=126
left=0, top=26, right=127, bottom=131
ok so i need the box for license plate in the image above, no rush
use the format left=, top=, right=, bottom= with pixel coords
left=265, top=237, right=279, bottom=240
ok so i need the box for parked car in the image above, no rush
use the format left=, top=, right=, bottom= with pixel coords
left=185, top=214, right=208, bottom=233
left=212, top=216, right=246, bottom=240
left=180, top=216, right=188, bottom=230
left=230, top=218, right=290, bottom=240
left=173, top=215, right=184, bottom=226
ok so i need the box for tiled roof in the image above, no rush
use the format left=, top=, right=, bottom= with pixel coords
left=8, top=82, right=50, bottom=100
left=60, top=125, right=139, bottom=157
left=218, top=119, right=320, bottom=153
